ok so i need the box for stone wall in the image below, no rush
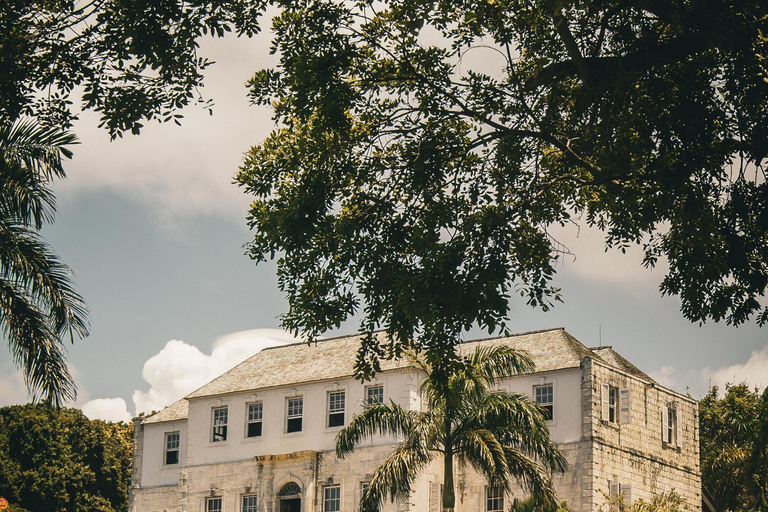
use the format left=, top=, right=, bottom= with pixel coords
left=581, top=358, right=701, bottom=512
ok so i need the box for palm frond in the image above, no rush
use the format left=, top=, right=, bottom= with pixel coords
left=0, top=277, right=76, bottom=406
left=0, top=221, right=90, bottom=338
left=456, top=428, right=510, bottom=487
left=503, top=447, right=560, bottom=508
left=337, top=401, right=423, bottom=458
left=359, top=441, right=434, bottom=512
left=0, top=119, right=77, bottom=181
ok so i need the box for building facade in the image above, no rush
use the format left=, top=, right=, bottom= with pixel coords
left=129, top=328, right=701, bottom=512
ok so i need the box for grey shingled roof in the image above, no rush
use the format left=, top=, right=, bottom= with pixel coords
left=143, top=398, right=189, bottom=424
left=590, top=346, right=655, bottom=383
left=142, top=328, right=653, bottom=424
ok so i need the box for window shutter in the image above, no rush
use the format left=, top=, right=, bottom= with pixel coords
left=609, top=481, right=619, bottom=501
left=676, top=409, right=683, bottom=447
left=661, top=405, right=669, bottom=443
left=619, top=388, right=631, bottom=425
left=601, top=384, right=610, bottom=421
left=429, top=481, right=440, bottom=512
left=621, top=483, right=632, bottom=506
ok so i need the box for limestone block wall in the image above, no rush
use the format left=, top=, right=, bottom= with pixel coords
left=581, top=358, right=701, bottom=512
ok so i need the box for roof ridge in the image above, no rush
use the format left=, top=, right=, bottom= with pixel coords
left=458, top=327, right=565, bottom=345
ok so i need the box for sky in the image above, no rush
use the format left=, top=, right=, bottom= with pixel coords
left=1, top=28, right=766, bottom=423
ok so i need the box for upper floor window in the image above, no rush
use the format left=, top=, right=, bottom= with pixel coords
left=662, top=404, right=681, bottom=447
left=242, top=494, right=257, bottom=512
left=324, top=485, right=341, bottom=512
left=601, top=384, right=630, bottom=425
left=534, top=384, right=553, bottom=421
left=328, top=391, right=346, bottom=427
left=485, top=486, right=504, bottom=512
left=206, top=497, right=222, bottom=512
left=247, top=402, right=263, bottom=438
left=164, top=431, right=180, bottom=465
left=286, top=396, right=303, bottom=433
left=365, top=384, right=384, bottom=405
left=212, top=406, right=228, bottom=442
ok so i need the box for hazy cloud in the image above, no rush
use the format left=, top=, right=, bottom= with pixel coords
left=706, top=343, right=768, bottom=392
left=0, top=363, right=29, bottom=405
left=649, top=365, right=677, bottom=389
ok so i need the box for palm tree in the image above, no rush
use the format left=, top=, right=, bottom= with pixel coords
left=336, top=345, right=567, bottom=512
left=0, top=119, right=89, bottom=406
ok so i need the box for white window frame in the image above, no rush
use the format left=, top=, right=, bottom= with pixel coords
left=164, top=431, right=180, bottom=466
left=328, top=390, right=346, bottom=428
left=533, top=383, right=554, bottom=421
left=323, top=484, right=341, bottom=512
left=206, top=497, right=222, bottom=512
left=365, top=384, right=384, bottom=405
left=662, top=403, right=682, bottom=447
left=601, top=384, right=630, bottom=425
left=286, top=396, right=303, bottom=433
left=246, top=401, right=263, bottom=438
left=485, top=486, right=504, bottom=512
left=211, top=406, right=228, bottom=443
left=242, top=493, right=257, bottom=512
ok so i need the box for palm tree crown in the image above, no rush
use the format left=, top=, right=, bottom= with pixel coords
left=336, top=345, right=567, bottom=512
left=0, top=119, right=89, bottom=406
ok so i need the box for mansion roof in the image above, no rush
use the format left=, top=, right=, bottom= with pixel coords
left=143, top=327, right=654, bottom=424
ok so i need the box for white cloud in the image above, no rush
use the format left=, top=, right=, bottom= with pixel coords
left=130, top=328, right=297, bottom=415
left=649, top=365, right=677, bottom=389
left=706, top=344, right=768, bottom=392
left=82, top=398, right=132, bottom=423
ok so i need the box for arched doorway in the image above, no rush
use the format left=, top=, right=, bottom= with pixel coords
left=277, top=482, right=302, bottom=512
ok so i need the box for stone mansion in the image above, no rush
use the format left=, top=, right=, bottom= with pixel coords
left=128, top=328, right=701, bottom=512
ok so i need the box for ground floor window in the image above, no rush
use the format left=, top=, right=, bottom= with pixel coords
left=324, top=485, right=341, bottom=512
left=206, top=497, right=222, bottom=512
left=486, top=486, right=504, bottom=512
left=242, top=494, right=257, bottom=512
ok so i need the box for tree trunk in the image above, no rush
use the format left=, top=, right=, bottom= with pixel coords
left=443, top=420, right=455, bottom=512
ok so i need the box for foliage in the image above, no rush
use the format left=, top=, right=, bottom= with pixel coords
left=510, top=495, right=572, bottom=512
left=600, top=490, right=688, bottom=512
left=238, top=0, right=768, bottom=375
left=0, top=0, right=265, bottom=138
left=699, top=384, right=768, bottom=512
left=335, top=345, right=566, bottom=512
left=0, top=119, right=89, bottom=405
left=0, top=404, right=133, bottom=512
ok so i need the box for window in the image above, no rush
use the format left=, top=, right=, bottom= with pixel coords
left=242, top=494, right=257, bottom=512
left=609, top=481, right=632, bottom=507
left=324, top=485, right=341, bottom=512
left=247, top=402, right=263, bottom=438
left=365, top=384, right=384, bottom=404
left=328, top=391, right=346, bottom=427
left=164, top=431, right=180, bottom=465
left=212, top=406, right=228, bottom=442
left=534, top=384, right=554, bottom=420
left=206, top=497, right=222, bottom=512
left=601, top=384, right=630, bottom=425
left=486, top=486, right=504, bottom=512
left=286, top=396, right=303, bottom=433
left=662, top=404, right=681, bottom=447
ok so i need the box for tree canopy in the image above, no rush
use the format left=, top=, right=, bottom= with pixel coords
left=0, top=0, right=264, bottom=137
left=699, top=384, right=768, bottom=512
left=237, top=0, right=768, bottom=373
left=0, top=404, right=133, bottom=512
